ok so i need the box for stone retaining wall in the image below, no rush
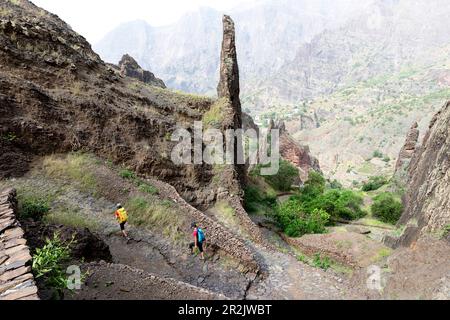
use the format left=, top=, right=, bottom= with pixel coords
left=147, top=179, right=260, bottom=275
left=0, top=188, right=39, bottom=300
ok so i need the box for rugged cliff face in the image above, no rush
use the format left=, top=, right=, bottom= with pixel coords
left=0, top=0, right=240, bottom=209
left=392, top=122, right=420, bottom=186
left=269, top=120, right=321, bottom=183
left=386, top=101, right=450, bottom=247
left=118, top=54, right=166, bottom=88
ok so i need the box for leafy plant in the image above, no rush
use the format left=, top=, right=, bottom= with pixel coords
left=362, top=176, right=388, bottom=192
left=2, top=132, right=16, bottom=142
left=243, top=185, right=276, bottom=213
left=19, top=196, right=50, bottom=220
left=315, top=189, right=366, bottom=221
left=32, top=233, right=74, bottom=299
left=275, top=198, right=330, bottom=237
left=252, top=159, right=299, bottom=192
left=313, top=253, right=331, bottom=271
left=372, top=150, right=384, bottom=158
left=328, top=179, right=343, bottom=190
left=371, top=193, right=403, bottom=224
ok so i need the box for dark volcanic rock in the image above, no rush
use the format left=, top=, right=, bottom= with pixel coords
left=118, top=54, right=166, bottom=88
left=22, top=220, right=112, bottom=262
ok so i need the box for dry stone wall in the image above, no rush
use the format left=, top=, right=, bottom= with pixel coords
left=0, top=188, right=39, bottom=300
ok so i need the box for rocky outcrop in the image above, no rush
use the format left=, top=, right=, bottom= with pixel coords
left=0, top=0, right=218, bottom=207
left=270, top=120, right=321, bottom=183
left=210, top=16, right=267, bottom=246
left=392, top=122, right=420, bottom=185
left=118, top=54, right=166, bottom=88
left=385, top=102, right=450, bottom=248
left=216, top=15, right=246, bottom=187
left=0, top=189, right=39, bottom=300
left=147, top=178, right=260, bottom=275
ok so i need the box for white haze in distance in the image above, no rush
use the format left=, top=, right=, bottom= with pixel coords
left=31, top=0, right=259, bottom=44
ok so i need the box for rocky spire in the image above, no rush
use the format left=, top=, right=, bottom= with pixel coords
left=217, top=15, right=242, bottom=129
left=215, top=15, right=246, bottom=188
left=119, top=54, right=166, bottom=88
left=394, top=121, right=419, bottom=179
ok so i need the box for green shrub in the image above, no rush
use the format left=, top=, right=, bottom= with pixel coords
left=301, top=171, right=326, bottom=198
left=275, top=198, right=329, bottom=237
left=372, top=150, right=384, bottom=158
left=329, top=179, right=343, bottom=190
left=19, top=196, right=50, bottom=220
left=243, top=185, right=276, bottom=213
left=362, top=176, right=388, bottom=192
left=32, top=233, right=74, bottom=299
left=371, top=193, right=403, bottom=224
left=120, top=169, right=136, bottom=180
left=253, top=159, right=299, bottom=192
left=315, top=189, right=366, bottom=221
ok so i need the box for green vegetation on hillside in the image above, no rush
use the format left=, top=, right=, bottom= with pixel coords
left=251, top=159, right=299, bottom=192
left=362, top=176, right=389, bottom=192
left=270, top=172, right=366, bottom=238
left=371, top=192, right=403, bottom=224
left=32, top=233, right=75, bottom=299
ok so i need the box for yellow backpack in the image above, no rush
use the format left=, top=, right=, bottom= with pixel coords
left=116, top=208, right=128, bottom=223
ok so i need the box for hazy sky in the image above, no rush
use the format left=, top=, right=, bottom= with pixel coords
left=31, top=0, right=257, bottom=44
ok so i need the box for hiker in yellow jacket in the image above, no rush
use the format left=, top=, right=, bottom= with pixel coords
left=115, top=203, right=130, bottom=240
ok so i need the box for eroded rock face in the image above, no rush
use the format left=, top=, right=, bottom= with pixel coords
left=216, top=15, right=246, bottom=189
left=217, top=16, right=241, bottom=116
left=393, top=122, right=420, bottom=184
left=386, top=102, right=450, bottom=248
left=270, top=120, right=322, bottom=183
left=118, top=54, right=166, bottom=88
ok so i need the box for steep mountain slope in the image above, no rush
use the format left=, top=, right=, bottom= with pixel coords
left=252, top=0, right=450, bottom=183
left=94, top=0, right=372, bottom=95
left=0, top=0, right=273, bottom=299
left=0, top=0, right=224, bottom=208
left=386, top=101, right=450, bottom=247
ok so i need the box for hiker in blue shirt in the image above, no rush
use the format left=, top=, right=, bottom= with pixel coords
left=189, top=222, right=206, bottom=260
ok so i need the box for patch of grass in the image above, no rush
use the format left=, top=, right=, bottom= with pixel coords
left=125, top=197, right=185, bottom=245
left=313, top=253, right=331, bottom=271
left=1, top=132, right=16, bottom=142
left=42, top=153, right=97, bottom=194
left=392, top=225, right=407, bottom=237
left=441, top=224, right=450, bottom=239
left=213, top=200, right=239, bottom=229
left=137, top=182, right=159, bottom=195
left=119, top=169, right=136, bottom=180
left=203, top=98, right=227, bottom=128
left=44, top=206, right=100, bottom=231
left=18, top=195, right=51, bottom=220
left=371, top=247, right=392, bottom=263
